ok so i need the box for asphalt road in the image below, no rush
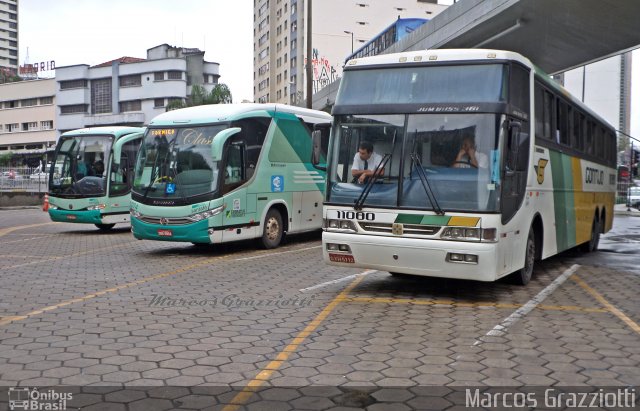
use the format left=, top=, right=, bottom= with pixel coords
left=0, top=209, right=638, bottom=410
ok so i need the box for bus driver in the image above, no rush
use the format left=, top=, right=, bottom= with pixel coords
left=351, top=141, right=384, bottom=184
left=452, top=137, right=488, bottom=169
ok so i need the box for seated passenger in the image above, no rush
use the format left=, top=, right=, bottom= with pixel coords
left=351, top=141, right=384, bottom=184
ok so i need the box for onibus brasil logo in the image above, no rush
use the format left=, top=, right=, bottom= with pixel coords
left=8, top=387, right=72, bottom=410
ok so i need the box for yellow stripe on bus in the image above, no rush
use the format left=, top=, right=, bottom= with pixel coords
left=447, top=216, right=480, bottom=227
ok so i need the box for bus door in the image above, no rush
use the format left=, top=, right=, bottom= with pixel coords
left=221, top=140, right=254, bottom=241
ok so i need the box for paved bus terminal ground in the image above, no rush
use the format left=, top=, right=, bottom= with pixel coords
left=0, top=209, right=638, bottom=410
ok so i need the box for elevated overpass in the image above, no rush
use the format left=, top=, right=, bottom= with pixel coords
left=313, top=0, right=640, bottom=109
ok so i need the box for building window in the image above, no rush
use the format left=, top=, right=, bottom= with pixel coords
left=39, top=96, right=53, bottom=105
left=60, top=79, right=87, bottom=90
left=154, top=72, right=164, bottom=81
left=91, top=78, right=112, bottom=114
left=167, top=71, right=182, bottom=80
left=21, top=98, right=37, bottom=107
left=259, top=47, right=269, bottom=61
left=259, top=63, right=269, bottom=76
left=60, top=105, right=87, bottom=114
left=119, top=100, right=142, bottom=112
left=21, top=122, right=38, bottom=131
left=154, top=98, right=165, bottom=108
left=120, top=74, right=142, bottom=87
left=41, top=120, right=53, bottom=130
left=6, top=123, right=19, bottom=132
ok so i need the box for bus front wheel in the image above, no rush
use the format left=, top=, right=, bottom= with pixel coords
left=513, top=228, right=535, bottom=286
left=261, top=208, right=283, bottom=249
left=95, top=223, right=116, bottom=231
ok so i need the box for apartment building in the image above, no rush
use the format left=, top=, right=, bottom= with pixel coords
left=56, top=44, right=220, bottom=133
left=0, top=0, right=18, bottom=76
left=253, top=0, right=447, bottom=105
left=0, top=78, right=56, bottom=154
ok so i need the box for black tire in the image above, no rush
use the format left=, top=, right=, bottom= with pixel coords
left=261, top=208, right=283, bottom=249
left=513, top=228, right=535, bottom=286
left=581, top=217, right=600, bottom=253
left=95, top=223, right=116, bottom=231
left=390, top=272, right=409, bottom=277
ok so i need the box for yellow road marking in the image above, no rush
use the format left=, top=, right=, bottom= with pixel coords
left=573, top=275, right=640, bottom=335
left=222, top=274, right=367, bottom=411
left=344, top=296, right=608, bottom=313
left=0, top=244, right=321, bottom=327
left=0, top=222, right=57, bottom=237
left=0, top=254, right=64, bottom=259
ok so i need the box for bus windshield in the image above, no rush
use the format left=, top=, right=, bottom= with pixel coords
left=328, top=113, right=501, bottom=212
left=133, top=125, right=229, bottom=201
left=49, top=135, right=113, bottom=197
left=336, top=64, right=508, bottom=106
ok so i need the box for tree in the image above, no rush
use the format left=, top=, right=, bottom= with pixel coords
left=0, top=152, right=13, bottom=166
left=166, top=83, right=233, bottom=111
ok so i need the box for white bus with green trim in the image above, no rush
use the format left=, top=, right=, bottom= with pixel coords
left=316, top=49, right=616, bottom=284
left=48, top=127, right=145, bottom=230
left=130, top=104, right=331, bottom=248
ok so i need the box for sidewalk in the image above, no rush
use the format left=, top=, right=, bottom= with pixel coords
left=614, top=203, right=640, bottom=216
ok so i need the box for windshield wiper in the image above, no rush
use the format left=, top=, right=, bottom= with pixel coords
left=409, top=153, right=444, bottom=215
left=354, top=153, right=390, bottom=211
left=142, top=138, right=177, bottom=200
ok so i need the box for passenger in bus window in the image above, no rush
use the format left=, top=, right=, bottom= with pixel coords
left=351, top=141, right=384, bottom=184
left=94, top=160, right=105, bottom=177
left=452, top=137, right=488, bottom=169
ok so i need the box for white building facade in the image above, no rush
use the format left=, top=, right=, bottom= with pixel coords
left=253, top=0, right=447, bottom=105
left=0, top=78, right=56, bottom=153
left=0, top=0, right=18, bottom=76
left=56, top=44, right=220, bottom=134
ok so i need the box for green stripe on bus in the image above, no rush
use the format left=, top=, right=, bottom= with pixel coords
left=394, top=214, right=451, bottom=225
left=549, top=151, right=577, bottom=251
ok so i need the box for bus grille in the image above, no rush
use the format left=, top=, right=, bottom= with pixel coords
left=138, top=216, right=193, bottom=226
left=358, top=222, right=441, bottom=236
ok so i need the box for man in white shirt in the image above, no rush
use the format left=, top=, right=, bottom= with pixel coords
left=351, top=141, right=384, bottom=184
left=452, top=137, right=488, bottom=169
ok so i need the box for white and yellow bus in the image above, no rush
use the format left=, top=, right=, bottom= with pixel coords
left=316, top=49, right=616, bottom=285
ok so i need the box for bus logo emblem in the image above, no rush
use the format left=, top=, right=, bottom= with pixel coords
left=534, top=159, right=548, bottom=184
left=159, top=218, right=169, bottom=225
left=392, top=223, right=404, bottom=235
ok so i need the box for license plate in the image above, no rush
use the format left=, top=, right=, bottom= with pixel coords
left=66, top=215, right=77, bottom=220
left=329, top=253, right=355, bottom=263
left=157, top=229, right=173, bottom=237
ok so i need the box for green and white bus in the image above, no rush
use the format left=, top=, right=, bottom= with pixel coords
left=317, top=49, right=616, bottom=284
left=130, top=104, right=331, bottom=248
left=48, top=127, right=145, bottom=230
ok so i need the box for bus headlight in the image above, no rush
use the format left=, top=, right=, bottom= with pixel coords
left=86, top=204, right=106, bottom=211
left=441, top=227, right=495, bottom=242
left=188, top=205, right=225, bottom=222
left=324, top=219, right=356, bottom=232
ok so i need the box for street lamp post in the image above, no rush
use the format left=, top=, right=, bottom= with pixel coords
left=344, top=30, right=354, bottom=54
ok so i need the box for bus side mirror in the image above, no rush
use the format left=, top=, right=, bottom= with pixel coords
left=112, top=131, right=144, bottom=166
left=508, top=121, right=522, bottom=153
left=311, top=124, right=330, bottom=171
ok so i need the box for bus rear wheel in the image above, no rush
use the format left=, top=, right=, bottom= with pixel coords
left=513, top=228, right=535, bottom=286
left=581, top=216, right=600, bottom=253
left=261, top=208, right=283, bottom=249
left=95, top=223, right=116, bottom=231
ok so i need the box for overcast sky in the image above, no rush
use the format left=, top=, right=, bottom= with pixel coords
left=18, top=1, right=638, bottom=140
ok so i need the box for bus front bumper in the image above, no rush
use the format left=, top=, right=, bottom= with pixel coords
left=49, top=209, right=103, bottom=224
left=322, top=231, right=500, bottom=282
left=131, top=217, right=211, bottom=243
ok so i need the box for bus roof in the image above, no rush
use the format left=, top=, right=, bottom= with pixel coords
left=344, top=48, right=614, bottom=131
left=61, top=126, right=146, bottom=138
left=148, top=103, right=332, bottom=127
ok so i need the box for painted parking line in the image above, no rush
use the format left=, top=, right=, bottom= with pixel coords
left=299, top=269, right=376, bottom=293
left=222, top=272, right=368, bottom=411
left=0, top=243, right=323, bottom=327
left=473, top=264, right=581, bottom=345
left=573, top=274, right=640, bottom=336
left=0, top=222, right=57, bottom=237
left=344, top=296, right=607, bottom=313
